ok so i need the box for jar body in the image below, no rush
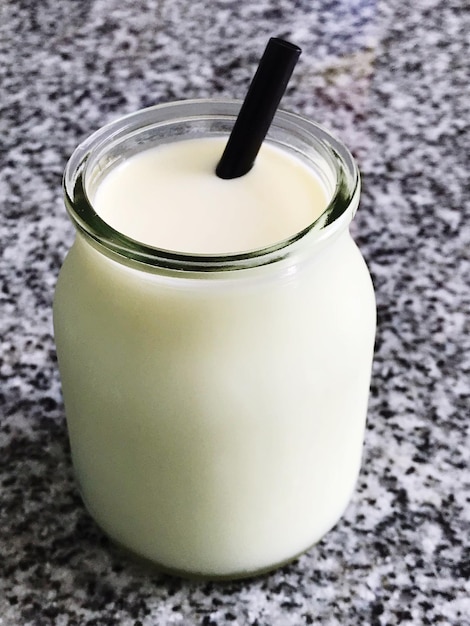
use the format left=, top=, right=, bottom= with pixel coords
left=54, top=228, right=375, bottom=578
left=54, top=100, right=376, bottom=578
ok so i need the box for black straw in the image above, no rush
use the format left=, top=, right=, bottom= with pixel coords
left=216, top=38, right=301, bottom=180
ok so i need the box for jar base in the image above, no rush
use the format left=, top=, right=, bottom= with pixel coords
left=105, top=532, right=313, bottom=582
left=76, top=477, right=348, bottom=581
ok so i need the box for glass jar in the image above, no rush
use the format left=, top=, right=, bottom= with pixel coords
left=53, top=99, right=376, bottom=579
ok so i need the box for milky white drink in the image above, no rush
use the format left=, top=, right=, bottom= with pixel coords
left=53, top=100, right=376, bottom=578
left=93, top=137, right=327, bottom=254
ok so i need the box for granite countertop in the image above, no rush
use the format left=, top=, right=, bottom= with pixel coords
left=1, top=0, right=469, bottom=624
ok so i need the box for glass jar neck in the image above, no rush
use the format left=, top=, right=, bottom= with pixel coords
left=64, top=99, right=360, bottom=273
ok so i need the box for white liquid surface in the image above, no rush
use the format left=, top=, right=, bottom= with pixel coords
left=93, top=137, right=329, bottom=254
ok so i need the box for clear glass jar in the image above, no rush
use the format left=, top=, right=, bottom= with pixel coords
left=53, top=99, right=376, bottom=579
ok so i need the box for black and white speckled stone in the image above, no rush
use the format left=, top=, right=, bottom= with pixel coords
left=1, top=0, right=469, bottom=624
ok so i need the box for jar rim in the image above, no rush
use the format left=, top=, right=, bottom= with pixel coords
left=63, top=99, right=360, bottom=272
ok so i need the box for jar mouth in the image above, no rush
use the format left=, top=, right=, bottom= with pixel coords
left=64, top=99, right=360, bottom=272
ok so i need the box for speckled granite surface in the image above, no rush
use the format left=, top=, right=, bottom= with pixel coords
left=1, top=0, right=469, bottom=624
